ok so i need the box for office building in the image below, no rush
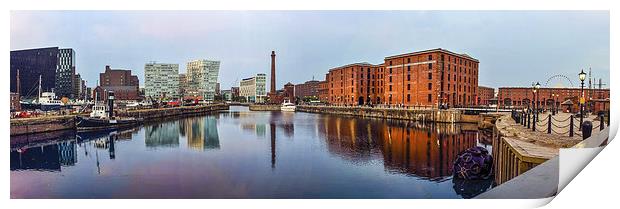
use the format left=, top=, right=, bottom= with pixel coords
left=240, top=73, right=267, bottom=103
left=144, top=62, right=180, bottom=99
left=186, top=60, right=220, bottom=101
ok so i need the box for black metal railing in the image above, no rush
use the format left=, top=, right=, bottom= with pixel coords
left=510, top=110, right=607, bottom=139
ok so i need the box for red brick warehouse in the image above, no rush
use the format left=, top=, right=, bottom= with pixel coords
left=498, top=87, right=610, bottom=113
left=477, top=86, right=495, bottom=106
left=326, top=62, right=385, bottom=105
left=383, top=48, right=479, bottom=107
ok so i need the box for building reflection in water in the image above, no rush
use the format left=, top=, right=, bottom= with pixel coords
left=145, top=122, right=180, bottom=148
left=270, top=123, right=276, bottom=169
left=317, top=116, right=478, bottom=181
left=10, top=138, right=77, bottom=172
left=179, top=116, right=220, bottom=151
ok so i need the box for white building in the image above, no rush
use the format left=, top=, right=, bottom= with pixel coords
left=145, top=62, right=180, bottom=99
left=187, top=60, right=220, bottom=101
left=240, top=73, right=266, bottom=103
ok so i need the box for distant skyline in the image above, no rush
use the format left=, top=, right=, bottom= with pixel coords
left=11, top=11, right=610, bottom=90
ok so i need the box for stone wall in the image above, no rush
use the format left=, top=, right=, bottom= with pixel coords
left=249, top=104, right=280, bottom=111
left=297, top=105, right=475, bottom=123
left=120, top=104, right=229, bottom=122
left=11, top=116, right=76, bottom=136
left=10, top=104, right=230, bottom=136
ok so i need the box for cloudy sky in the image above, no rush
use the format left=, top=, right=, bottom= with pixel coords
left=11, top=11, right=609, bottom=90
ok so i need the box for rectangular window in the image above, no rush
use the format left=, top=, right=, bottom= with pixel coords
left=428, top=63, right=433, bottom=70
left=389, top=68, right=392, bottom=74
left=407, top=94, right=411, bottom=102
left=428, top=94, right=432, bottom=102
left=428, top=83, right=432, bottom=90
left=407, top=74, right=411, bottom=81
left=389, top=85, right=392, bottom=91
left=428, top=55, right=432, bottom=60
left=407, top=84, right=411, bottom=90
left=428, top=73, right=432, bottom=80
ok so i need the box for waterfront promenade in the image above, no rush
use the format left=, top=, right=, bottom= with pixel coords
left=491, top=111, right=607, bottom=185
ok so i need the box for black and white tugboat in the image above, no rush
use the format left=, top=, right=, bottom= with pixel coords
left=76, top=91, right=140, bottom=132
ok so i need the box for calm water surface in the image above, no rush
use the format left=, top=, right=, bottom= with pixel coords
left=11, top=106, right=493, bottom=198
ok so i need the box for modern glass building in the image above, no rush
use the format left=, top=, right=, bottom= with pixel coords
left=56, top=48, right=76, bottom=98
left=144, top=62, right=180, bottom=99
left=186, top=59, right=220, bottom=101
left=10, top=47, right=59, bottom=98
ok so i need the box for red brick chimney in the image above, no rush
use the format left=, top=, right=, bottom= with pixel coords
left=270, top=51, right=276, bottom=94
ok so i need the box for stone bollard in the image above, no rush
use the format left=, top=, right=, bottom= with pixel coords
left=581, top=121, right=592, bottom=140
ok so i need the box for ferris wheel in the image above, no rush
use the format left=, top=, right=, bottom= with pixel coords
left=544, top=74, right=575, bottom=88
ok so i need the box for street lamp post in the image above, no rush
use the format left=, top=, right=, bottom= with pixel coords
left=578, top=69, right=587, bottom=130
left=534, top=82, right=540, bottom=121
left=551, top=93, right=556, bottom=115
left=531, top=83, right=538, bottom=131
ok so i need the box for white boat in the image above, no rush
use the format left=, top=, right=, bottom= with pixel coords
left=280, top=100, right=296, bottom=112
left=39, top=92, right=63, bottom=111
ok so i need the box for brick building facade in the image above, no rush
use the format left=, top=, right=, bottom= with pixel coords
left=327, top=62, right=384, bottom=105
left=383, top=48, right=479, bottom=107
left=94, top=65, right=140, bottom=101
left=294, top=80, right=321, bottom=99
left=317, top=80, right=329, bottom=103
left=497, top=87, right=610, bottom=113
left=283, top=82, right=295, bottom=103
left=477, top=86, right=495, bottom=106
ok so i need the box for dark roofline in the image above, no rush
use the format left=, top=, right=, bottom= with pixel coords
left=328, top=62, right=380, bottom=72
left=10, top=46, right=60, bottom=52
left=385, top=48, right=479, bottom=62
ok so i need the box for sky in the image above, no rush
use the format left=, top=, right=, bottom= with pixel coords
left=10, top=11, right=610, bottom=90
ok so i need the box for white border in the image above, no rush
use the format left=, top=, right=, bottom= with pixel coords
left=2, top=1, right=618, bottom=209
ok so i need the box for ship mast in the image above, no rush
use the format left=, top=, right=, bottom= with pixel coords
left=38, top=75, right=42, bottom=103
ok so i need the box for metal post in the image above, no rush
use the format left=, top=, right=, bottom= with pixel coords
left=600, top=114, right=605, bottom=131
left=527, top=112, right=531, bottom=129
left=547, top=114, right=552, bottom=134
left=532, top=112, right=536, bottom=131
left=579, top=80, right=584, bottom=131
left=569, top=115, right=574, bottom=137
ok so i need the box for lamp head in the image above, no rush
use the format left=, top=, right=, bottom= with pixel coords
left=579, top=69, right=587, bottom=82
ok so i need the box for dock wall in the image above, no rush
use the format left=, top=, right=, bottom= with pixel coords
left=10, top=104, right=229, bottom=136
left=296, top=105, right=473, bottom=123
left=249, top=104, right=280, bottom=111
left=10, top=116, right=76, bottom=136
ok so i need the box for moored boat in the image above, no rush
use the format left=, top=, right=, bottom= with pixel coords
left=280, top=100, right=296, bottom=112
left=76, top=91, right=140, bottom=132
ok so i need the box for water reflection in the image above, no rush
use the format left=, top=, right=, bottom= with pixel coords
left=317, top=116, right=479, bottom=182
left=11, top=108, right=491, bottom=198
left=179, top=115, right=220, bottom=151
left=10, top=139, right=77, bottom=172
left=145, top=122, right=180, bottom=148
